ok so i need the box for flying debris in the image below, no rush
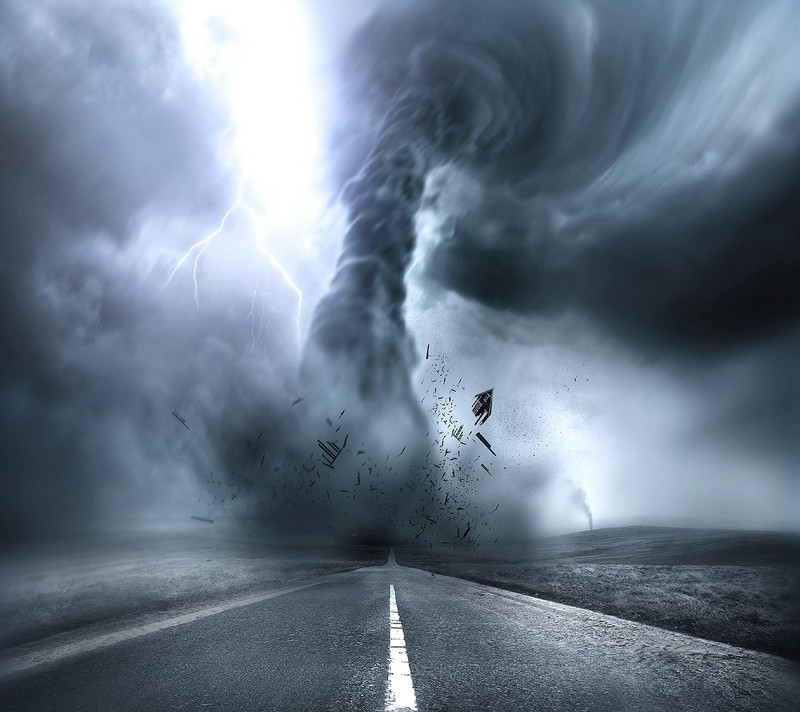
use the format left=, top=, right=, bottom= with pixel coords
left=426, top=343, right=430, bottom=359
left=291, top=396, right=305, bottom=407
left=480, top=463, right=492, bottom=476
left=317, top=437, right=345, bottom=468
left=190, top=515, right=214, bottom=524
left=452, top=424, right=464, bottom=441
left=471, top=389, right=493, bottom=426
left=171, top=410, right=190, bottom=430
left=475, top=432, right=496, bottom=455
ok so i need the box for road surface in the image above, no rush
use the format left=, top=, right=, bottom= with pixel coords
left=1, top=552, right=797, bottom=711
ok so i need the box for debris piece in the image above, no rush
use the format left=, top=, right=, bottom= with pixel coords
left=475, top=432, right=496, bottom=455
left=317, top=438, right=344, bottom=468
left=291, top=396, right=305, bottom=407
left=190, top=515, right=214, bottom=524
left=471, top=389, right=493, bottom=425
left=171, top=410, right=190, bottom=430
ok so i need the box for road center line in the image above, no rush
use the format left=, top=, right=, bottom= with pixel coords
left=386, top=584, right=418, bottom=712
left=1, top=573, right=358, bottom=679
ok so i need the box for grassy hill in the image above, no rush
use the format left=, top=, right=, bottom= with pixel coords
left=397, top=527, right=800, bottom=660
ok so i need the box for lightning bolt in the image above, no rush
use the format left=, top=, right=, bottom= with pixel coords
left=245, top=274, right=269, bottom=351
left=163, top=182, right=303, bottom=351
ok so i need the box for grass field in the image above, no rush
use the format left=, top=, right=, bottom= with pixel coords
left=0, top=533, right=385, bottom=650
left=396, top=527, right=800, bottom=660
left=3, top=526, right=798, bottom=662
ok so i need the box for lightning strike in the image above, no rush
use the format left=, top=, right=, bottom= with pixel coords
left=162, top=204, right=237, bottom=310
left=163, top=182, right=303, bottom=351
left=245, top=274, right=270, bottom=351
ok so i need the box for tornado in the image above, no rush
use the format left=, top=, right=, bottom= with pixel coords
left=303, top=0, right=579, bottom=417
left=304, top=0, right=800, bottom=412
left=302, top=97, right=437, bottom=414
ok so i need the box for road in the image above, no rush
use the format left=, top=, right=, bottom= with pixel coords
left=1, top=553, right=798, bottom=711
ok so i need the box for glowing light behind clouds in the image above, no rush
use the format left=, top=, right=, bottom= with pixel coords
left=173, top=0, right=330, bottom=321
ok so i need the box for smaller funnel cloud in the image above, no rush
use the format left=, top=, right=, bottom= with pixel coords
left=571, top=486, right=593, bottom=532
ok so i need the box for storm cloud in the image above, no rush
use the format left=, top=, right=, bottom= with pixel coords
left=0, top=0, right=302, bottom=540
left=319, top=0, right=800, bottom=365
left=1, top=0, right=798, bottom=543
left=302, top=0, right=799, bottom=533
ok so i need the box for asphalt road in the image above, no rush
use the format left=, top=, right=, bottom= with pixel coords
left=2, top=554, right=798, bottom=711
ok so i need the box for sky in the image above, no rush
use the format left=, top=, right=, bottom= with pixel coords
left=0, top=0, right=798, bottom=544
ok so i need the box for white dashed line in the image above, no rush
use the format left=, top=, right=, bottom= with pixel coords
left=386, top=584, right=418, bottom=712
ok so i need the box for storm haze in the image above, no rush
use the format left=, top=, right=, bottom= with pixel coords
left=1, top=0, right=798, bottom=544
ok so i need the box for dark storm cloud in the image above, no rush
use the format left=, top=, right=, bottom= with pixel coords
left=3, top=0, right=797, bottom=541
left=0, top=1, right=224, bottom=242
left=0, top=0, right=461, bottom=543
left=297, top=0, right=799, bottom=534
left=0, top=0, right=226, bottom=373
left=0, top=0, right=446, bottom=544
left=316, top=0, right=800, bottom=369
left=0, top=0, right=248, bottom=539
left=689, top=329, right=800, bottom=462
